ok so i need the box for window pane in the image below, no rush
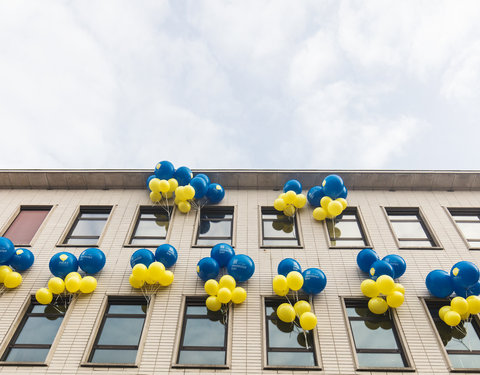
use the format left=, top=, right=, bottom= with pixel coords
left=183, top=319, right=225, bottom=347
left=263, top=222, right=296, bottom=239
left=81, top=212, right=110, bottom=219
left=268, top=321, right=312, bottom=349
left=198, top=220, right=231, bottom=238
left=357, top=353, right=405, bottom=368
left=350, top=320, right=399, bottom=350
left=133, top=220, right=168, bottom=238
left=268, top=352, right=315, bottom=367
left=263, top=239, right=299, bottom=246
left=31, top=304, right=67, bottom=314
left=330, top=239, right=366, bottom=247
left=69, top=219, right=106, bottom=237
left=196, top=238, right=232, bottom=246
left=388, top=215, right=419, bottom=221
left=130, top=238, right=166, bottom=246
left=186, top=306, right=208, bottom=315
left=329, top=221, right=363, bottom=239
left=469, top=240, right=480, bottom=247
left=390, top=221, right=428, bottom=239
left=15, top=316, right=64, bottom=345
left=201, top=212, right=232, bottom=220
left=457, top=222, right=480, bottom=239
left=178, top=350, right=225, bottom=365
left=108, top=304, right=147, bottom=315
left=65, top=237, right=99, bottom=245
left=452, top=215, right=480, bottom=221
left=444, top=322, right=480, bottom=351
left=4, top=209, right=49, bottom=244
left=97, top=318, right=144, bottom=346
left=398, top=239, right=433, bottom=247
left=90, top=349, right=138, bottom=364
left=4, top=348, right=50, bottom=363
left=449, top=354, right=480, bottom=369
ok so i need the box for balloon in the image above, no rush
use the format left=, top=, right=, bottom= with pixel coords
left=211, top=243, right=235, bottom=268
left=80, top=276, right=97, bottom=293
left=78, top=248, right=106, bottom=274
left=368, top=297, right=388, bottom=314
left=451, top=261, right=480, bottom=289
left=206, top=296, right=222, bottom=311
left=439, top=305, right=451, bottom=321
left=338, top=186, right=348, bottom=199
left=217, top=287, right=232, bottom=304
left=386, top=291, right=405, bottom=308
left=227, top=254, right=255, bottom=282
left=283, top=191, right=296, bottom=205
left=132, top=264, right=148, bottom=280
left=155, top=244, right=178, bottom=268
left=158, top=179, right=170, bottom=194
left=48, top=277, right=65, bottom=294
left=274, top=198, right=287, bottom=211
left=184, top=185, right=195, bottom=200
left=168, top=178, right=179, bottom=193
left=381, top=254, right=406, bottom=279
left=426, top=270, right=454, bottom=298
left=336, top=198, right=348, bottom=210
left=283, top=179, right=302, bottom=194
left=272, top=275, right=288, bottom=295
left=149, top=178, right=162, bottom=193
left=129, top=274, right=144, bottom=289
left=206, top=184, right=225, bottom=204
left=9, top=248, right=34, bottom=271
left=307, top=186, right=325, bottom=207
left=444, top=311, right=461, bottom=326
left=49, top=252, right=78, bottom=279
left=278, top=258, right=302, bottom=277
left=190, top=177, right=208, bottom=199
left=294, top=301, right=311, bottom=317
left=376, top=275, right=395, bottom=295
left=356, top=248, right=379, bottom=273
left=178, top=201, right=191, bottom=213
left=369, top=260, right=394, bottom=280
left=4, top=271, right=22, bottom=288
left=174, top=166, right=193, bottom=186
left=65, top=272, right=81, bottom=282
left=300, top=312, right=317, bottom=330
left=150, top=191, right=162, bottom=203
left=148, top=262, right=165, bottom=281
left=231, top=287, right=247, bottom=304
left=0, top=237, right=15, bottom=264
left=154, top=160, right=175, bottom=180
left=277, top=303, right=295, bottom=323
left=204, top=279, right=219, bottom=296
left=322, top=174, right=344, bottom=199
left=327, top=201, right=343, bottom=217
left=467, top=281, right=480, bottom=296
left=312, top=207, right=327, bottom=221
left=0, top=265, right=12, bottom=283
left=195, top=174, right=211, bottom=186
left=66, top=276, right=81, bottom=293
left=283, top=205, right=295, bottom=217
left=146, top=174, right=156, bottom=190
left=36, top=288, right=53, bottom=305
left=393, top=283, right=405, bottom=295
left=219, top=275, right=236, bottom=291
left=286, top=271, right=303, bottom=291
left=175, top=186, right=186, bottom=201
left=453, top=278, right=468, bottom=298
left=130, top=248, right=155, bottom=268
left=361, top=279, right=379, bottom=298
left=197, top=257, right=220, bottom=281
left=159, top=270, right=174, bottom=286
left=451, top=297, right=469, bottom=315
left=302, top=268, right=327, bottom=295
left=467, top=295, right=480, bottom=314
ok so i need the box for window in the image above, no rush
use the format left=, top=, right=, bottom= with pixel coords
left=386, top=208, right=437, bottom=248
left=129, top=207, right=171, bottom=246
left=448, top=209, right=480, bottom=249
left=196, top=207, right=234, bottom=246
left=3, top=207, right=51, bottom=245
left=264, top=298, right=317, bottom=368
left=1, top=297, right=68, bottom=363
left=344, top=299, right=410, bottom=369
left=176, top=298, right=228, bottom=367
left=426, top=300, right=480, bottom=369
left=88, top=297, right=148, bottom=365
left=326, top=207, right=368, bottom=248
left=63, top=207, right=111, bottom=246
left=261, top=207, right=300, bottom=247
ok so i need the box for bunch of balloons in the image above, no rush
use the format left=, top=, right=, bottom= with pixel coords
left=36, top=248, right=105, bottom=304
left=426, top=261, right=480, bottom=298
left=437, top=296, right=480, bottom=327
left=308, top=175, right=348, bottom=221
left=204, top=275, right=247, bottom=311
left=275, top=300, right=318, bottom=331
left=273, top=180, right=307, bottom=217
left=357, top=248, right=406, bottom=280
left=128, top=244, right=177, bottom=289
left=197, top=243, right=255, bottom=283
left=147, top=160, right=225, bottom=213
left=0, top=237, right=35, bottom=292
left=272, top=258, right=327, bottom=296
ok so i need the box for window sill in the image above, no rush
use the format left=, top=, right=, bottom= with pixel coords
left=122, top=244, right=161, bottom=248
left=356, top=366, right=415, bottom=372
left=329, top=246, right=372, bottom=250
left=171, top=364, right=229, bottom=369
left=264, top=365, right=321, bottom=371
left=192, top=244, right=235, bottom=249
left=397, top=246, right=443, bottom=250
left=0, top=362, right=48, bottom=367
left=56, top=243, right=99, bottom=248
left=260, top=245, right=303, bottom=249
left=12, top=244, right=32, bottom=248
left=81, top=362, right=138, bottom=368
left=451, top=368, right=480, bottom=373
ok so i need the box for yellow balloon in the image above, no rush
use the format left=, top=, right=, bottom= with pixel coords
left=65, top=272, right=81, bottom=282
left=231, top=287, right=247, bottom=304
left=178, top=201, right=191, bottom=213
left=293, top=194, right=307, bottom=209
left=451, top=296, right=469, bottom=315
left=149, top=178, right=162, bottom=193
left=361, top=279, right=379, bottom=298
left=162, top=191, right=173, bottom=199
left=327, top=201, right=343, bottom=217
left=217, top=287, right=232, bottom=304
left=148, top=261, right=166, bottom=282
left=150, top=191, right=162, bottom=203
left=206, top=296, right=222, bottom=311
left=376, top=275, right=395, bottom=295
left=159, top=270, right=174, bottom=286
left=168, top=178, right=178, bottom=193
left=393, top=283, right=405, bottom=295
left=273, top=286, right=289, bottom=297
left=159, top=179, right=170, bottom=193
left=66, top=276, right=81, bottom=293
left=175, top=186, right=186, bottom=201
left=277, top=303, right=295, bottom=323
left=312, top=207, right=327, bottom=221
left=300, top=312, right=317, bottom=330
left=204, top=279, right=219, bottom=296
left=4, top=272, right=22, bottom=288
left=80, top=276, right=97, bottom=294
left=444, top=310, right=461, bottom=326
left=294, top=300, right=311, bottom=317
left=132, top=264, right=148, bottom=281
left=320, top=196, right=332, bottom=210
left=336, top=198, right=348, bottom=210
left=48, top=277, right=65, bottom=294
left=36, top=288, right=53, bottom=305
left=184, top=185, right=195, bottom=200
left=273, top=198, right=287, bottom=211
left=283, top=205, right=295, bottom=217
left=368, top=297, right=388, bottom=314
left=461, top=311, right=470, bottom=320
left=129, top=274, right=144, bottom=289
left=467, top=295, right=480, bottom=314
left=283, top=191, right=296, bottom=205
left=144, top=272, right=157, bottom=285
left=386, top=291, right=404, bottom=308
left=219, top=275, right=236, bottom=291
left=0, top=265, right=12, bottom=283
left=286, top=271, right=304, bottom=291
left=272, top=275, right=288, bottom=292
left=439, top=305, right=451, bottom=321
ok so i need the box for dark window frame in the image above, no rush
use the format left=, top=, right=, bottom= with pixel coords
left=194, top=206, right=235, bottom=247
left=326, top=207, right=370, bottom=249
left=127, top=206, right=173, bottom=247
left=260, top=207, right=302, bottom=248
left=447, top=208, right=480, bottom=250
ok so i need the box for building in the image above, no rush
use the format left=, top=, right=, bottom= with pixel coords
left=0, top=169, right=480, bottom=374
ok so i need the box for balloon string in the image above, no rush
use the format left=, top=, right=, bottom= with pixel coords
left=0, top=285, right=5, bottom=297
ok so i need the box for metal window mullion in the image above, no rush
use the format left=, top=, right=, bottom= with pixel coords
left=180, top=346, right=225, bottom=351
left=8, top=343, right=52, bottom=349
left=94, top=344, right=139, bottom=350
left=268, top=347, right=313, bottom=353
left=356, top=348, right=400, bottom=354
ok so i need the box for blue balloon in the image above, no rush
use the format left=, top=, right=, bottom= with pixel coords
left=227, top=254, right=255, bottom=282
left=0, top=237, right=15, bottom=264
left=195, top=174, right=211, bottom=186
left=211, top=243, right=235, bottom=268
left=302, top=268, right=327, bottom=294
left=322, top=174, right=344, bottom=199
left=453, top=278, right=468, bottom=298
left=146, top=175, right=156, bottom=190
left=206, top=184, right=225, bottom=204
left=426, top=270, right=454, bottom=298
left=307, top=186, right=325, bottom=207
left=382, top=254, right=406, bottom=279
left=277, top=258, right=302, bottom=277
left=283, top=179, right=302, bottom=194
left=197, top=257, right=220, bottom=281
left=174, top=166, right=193, bottom=186
left=49, top=252, right=78, bottom=279
left=190, top=176, right=208, bottom=199
left=356, top=248, right=379, bottom=273
left=467, top=281, right=480, bottom=296
left=338, top=186, right=348, bottom=199
left=154, top=160, right=175, bottom=180
left=79, top=248, right=106, bottom=274
left=369, top=260, right=394, bottom=280
left=130, top=248, right=155, bottom=268
left=9, top=248, right=34, bottom=271
left=451, top=261, right=480, bottom=289
left=199, top=220, right=211, bottom=235
left=155, top=244, right=178, bottom=268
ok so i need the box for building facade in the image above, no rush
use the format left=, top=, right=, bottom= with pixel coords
left=0, top=169, right=479, bottom=374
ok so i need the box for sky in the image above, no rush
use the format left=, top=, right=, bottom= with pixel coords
left=1, top=0, right=480, bottom=170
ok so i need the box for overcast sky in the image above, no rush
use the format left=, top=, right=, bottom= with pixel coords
left=1, top=1, right=479, bottom=170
